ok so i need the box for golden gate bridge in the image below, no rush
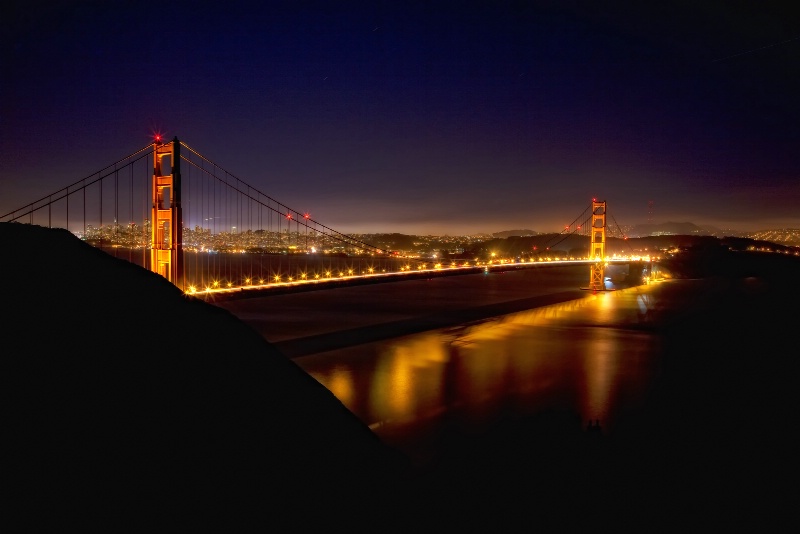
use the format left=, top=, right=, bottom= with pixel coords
left=0, top=136, right=652, bottom=298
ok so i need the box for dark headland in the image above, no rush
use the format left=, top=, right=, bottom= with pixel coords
left=4, top=222, right=799, bottom=531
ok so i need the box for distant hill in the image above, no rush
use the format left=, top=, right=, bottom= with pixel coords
left=629, top=221, right=724, bottom=237
left=492, top=229, right=538, bottom=238
left=625, top=222, right=800, bottom=246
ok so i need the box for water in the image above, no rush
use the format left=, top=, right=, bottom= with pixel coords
left=215, top=251, right=800, bottom=482
left=209, top=252, right=800, bottom=527
left=286, top=279, right=670, bottom=467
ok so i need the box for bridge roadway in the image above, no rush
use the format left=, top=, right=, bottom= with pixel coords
left=213, top=262, right=637, bottom=358
left=192, top=257, right=643, bottom=299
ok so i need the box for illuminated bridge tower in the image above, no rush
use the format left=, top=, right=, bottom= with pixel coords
left=150, top=136, right=183, bottom=289
left=589, top=199, right=606, bottom=291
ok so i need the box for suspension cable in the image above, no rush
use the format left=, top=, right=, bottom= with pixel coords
left=179, top=142, right=396, bottom=256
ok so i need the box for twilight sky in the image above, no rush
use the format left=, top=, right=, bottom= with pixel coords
left=2, top=0, right=799, bottom=235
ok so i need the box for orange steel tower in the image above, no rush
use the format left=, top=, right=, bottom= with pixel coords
left=589, top=199, right=606, bottom=291
left=150, top=136, right=183, bottom=289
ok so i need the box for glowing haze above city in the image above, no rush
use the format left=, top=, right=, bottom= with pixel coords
left=2, top=1, right=798, bottom=236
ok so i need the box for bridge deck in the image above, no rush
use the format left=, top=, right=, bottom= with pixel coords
left=213, top=263, right=633, bottom=358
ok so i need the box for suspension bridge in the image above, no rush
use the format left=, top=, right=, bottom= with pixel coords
left=0, top=136, right=653, bottom=299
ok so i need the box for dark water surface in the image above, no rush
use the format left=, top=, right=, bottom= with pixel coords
left=296, top=284, right=667, bottom=467
left=219, top=255, right=799, bottom=526
left=217, top=265, right=673, bottom=467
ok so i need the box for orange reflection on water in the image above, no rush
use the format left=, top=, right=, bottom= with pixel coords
left=579, top=328, right=617, bottom=424
left=300, top=284, right=664, bottom=454
left=370, top=333, right=450, bottom=425
left=325, top=365, right=355, bottom=407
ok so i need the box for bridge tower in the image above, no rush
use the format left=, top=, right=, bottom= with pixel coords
left=589, top=199, right=606, bottom=291
left=149, top=136, right=183, bottom=289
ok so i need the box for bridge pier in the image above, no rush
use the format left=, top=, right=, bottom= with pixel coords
left=588, top=199, right=607, bottom=291
left=627, top=262, right=646, bottom=284
left=150, top=137, right=184, bottom=290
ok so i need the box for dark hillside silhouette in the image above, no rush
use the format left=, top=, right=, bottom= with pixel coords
left=2, top=222, right=407, bottom=530
left=3, top=222, right=798, bottom=530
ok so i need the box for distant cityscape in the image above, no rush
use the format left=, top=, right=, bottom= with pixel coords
left=741, top=228, right=800, bottom=247
left=72, top=219, right=800, bottom=259
left=492, top=223, right=800, bottom=247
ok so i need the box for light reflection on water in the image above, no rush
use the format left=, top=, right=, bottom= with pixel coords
left=296, top=283, right=665, bottom=464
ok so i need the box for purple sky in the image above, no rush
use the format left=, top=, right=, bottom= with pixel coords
left=2, top=1, right=799, bottom=235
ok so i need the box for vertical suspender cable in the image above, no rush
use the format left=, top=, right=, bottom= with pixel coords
left=143, top=155, right=148, bottom=269
left=114, top=165, right=119, bottom=250
left=100, top=176, right=103, bottom=251
left=128, top=164, right=133, bottom=264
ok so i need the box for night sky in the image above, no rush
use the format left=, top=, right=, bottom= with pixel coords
left=2, top=1, right=799, bottom=235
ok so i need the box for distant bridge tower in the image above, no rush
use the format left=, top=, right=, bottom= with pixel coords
left=589, top=199, right=606, bottom=291
left=150, top=136, right=183, bottom=289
